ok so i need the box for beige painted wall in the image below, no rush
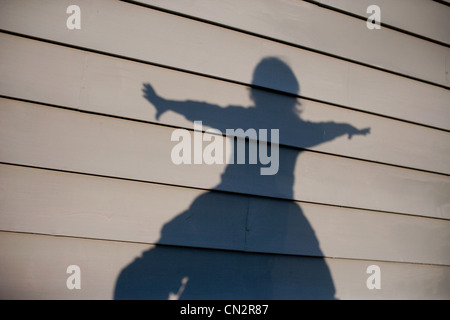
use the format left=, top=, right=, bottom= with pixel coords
left=0, top=0, right=449, bottom=299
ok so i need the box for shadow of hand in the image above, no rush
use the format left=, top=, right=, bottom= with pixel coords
left=143, top=83, right=167, bottom=120
left=348, top=127, right=371, bottom=139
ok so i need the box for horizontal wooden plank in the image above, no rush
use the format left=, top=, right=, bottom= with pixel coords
left=310, top=0, right=450, bottom=45
left=0, top=1, right=449, bottom=130
left=247, top=196, right=450, bottom=265
left=134, top=0, right=450, bottom=86
left=1, top=34, right=449, bottom=174
left=0, top=231, right=144, bottom=299
left=1, top=164, right=449, bottom=265
left=1, top=99, right=449, bottom=219
left=1, top=232, right=449, bottom=299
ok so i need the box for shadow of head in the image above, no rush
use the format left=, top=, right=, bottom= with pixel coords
left=249, top=57, right=302, bottom=114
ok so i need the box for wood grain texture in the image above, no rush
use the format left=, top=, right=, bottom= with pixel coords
left=1, top=232, right=449, bottom=299
left=133, top=0, right=450, bottom=86
left=0, top=1, right=449, bottom=130
left=1, top=34, right=449, bottom=174
left=1, top=99, right=449, bottom=219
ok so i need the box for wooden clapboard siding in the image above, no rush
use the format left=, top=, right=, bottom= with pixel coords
left=1, top=34, right=449, bottom=175
left=1, top=164, right=449, bottom=265
left=1, top=0, right=449, bottom=300
left=1, top=231, right=449, bottom=300
left=0, top=231, right=143, bottom=300
left=1, top=1, right=449, bottom=131
left=309, top=0, right=450, bottom=45
left=132, top=0, right=450, bottom=86
left=1, top=98, right=449, bottom=220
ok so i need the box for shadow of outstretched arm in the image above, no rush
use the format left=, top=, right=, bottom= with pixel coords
left=143, top=83, right=231, bottom=125
left=317, top=121, right=370, bottom=141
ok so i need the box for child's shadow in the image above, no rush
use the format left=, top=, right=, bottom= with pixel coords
left=114, top=57, right=370, bottom=299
